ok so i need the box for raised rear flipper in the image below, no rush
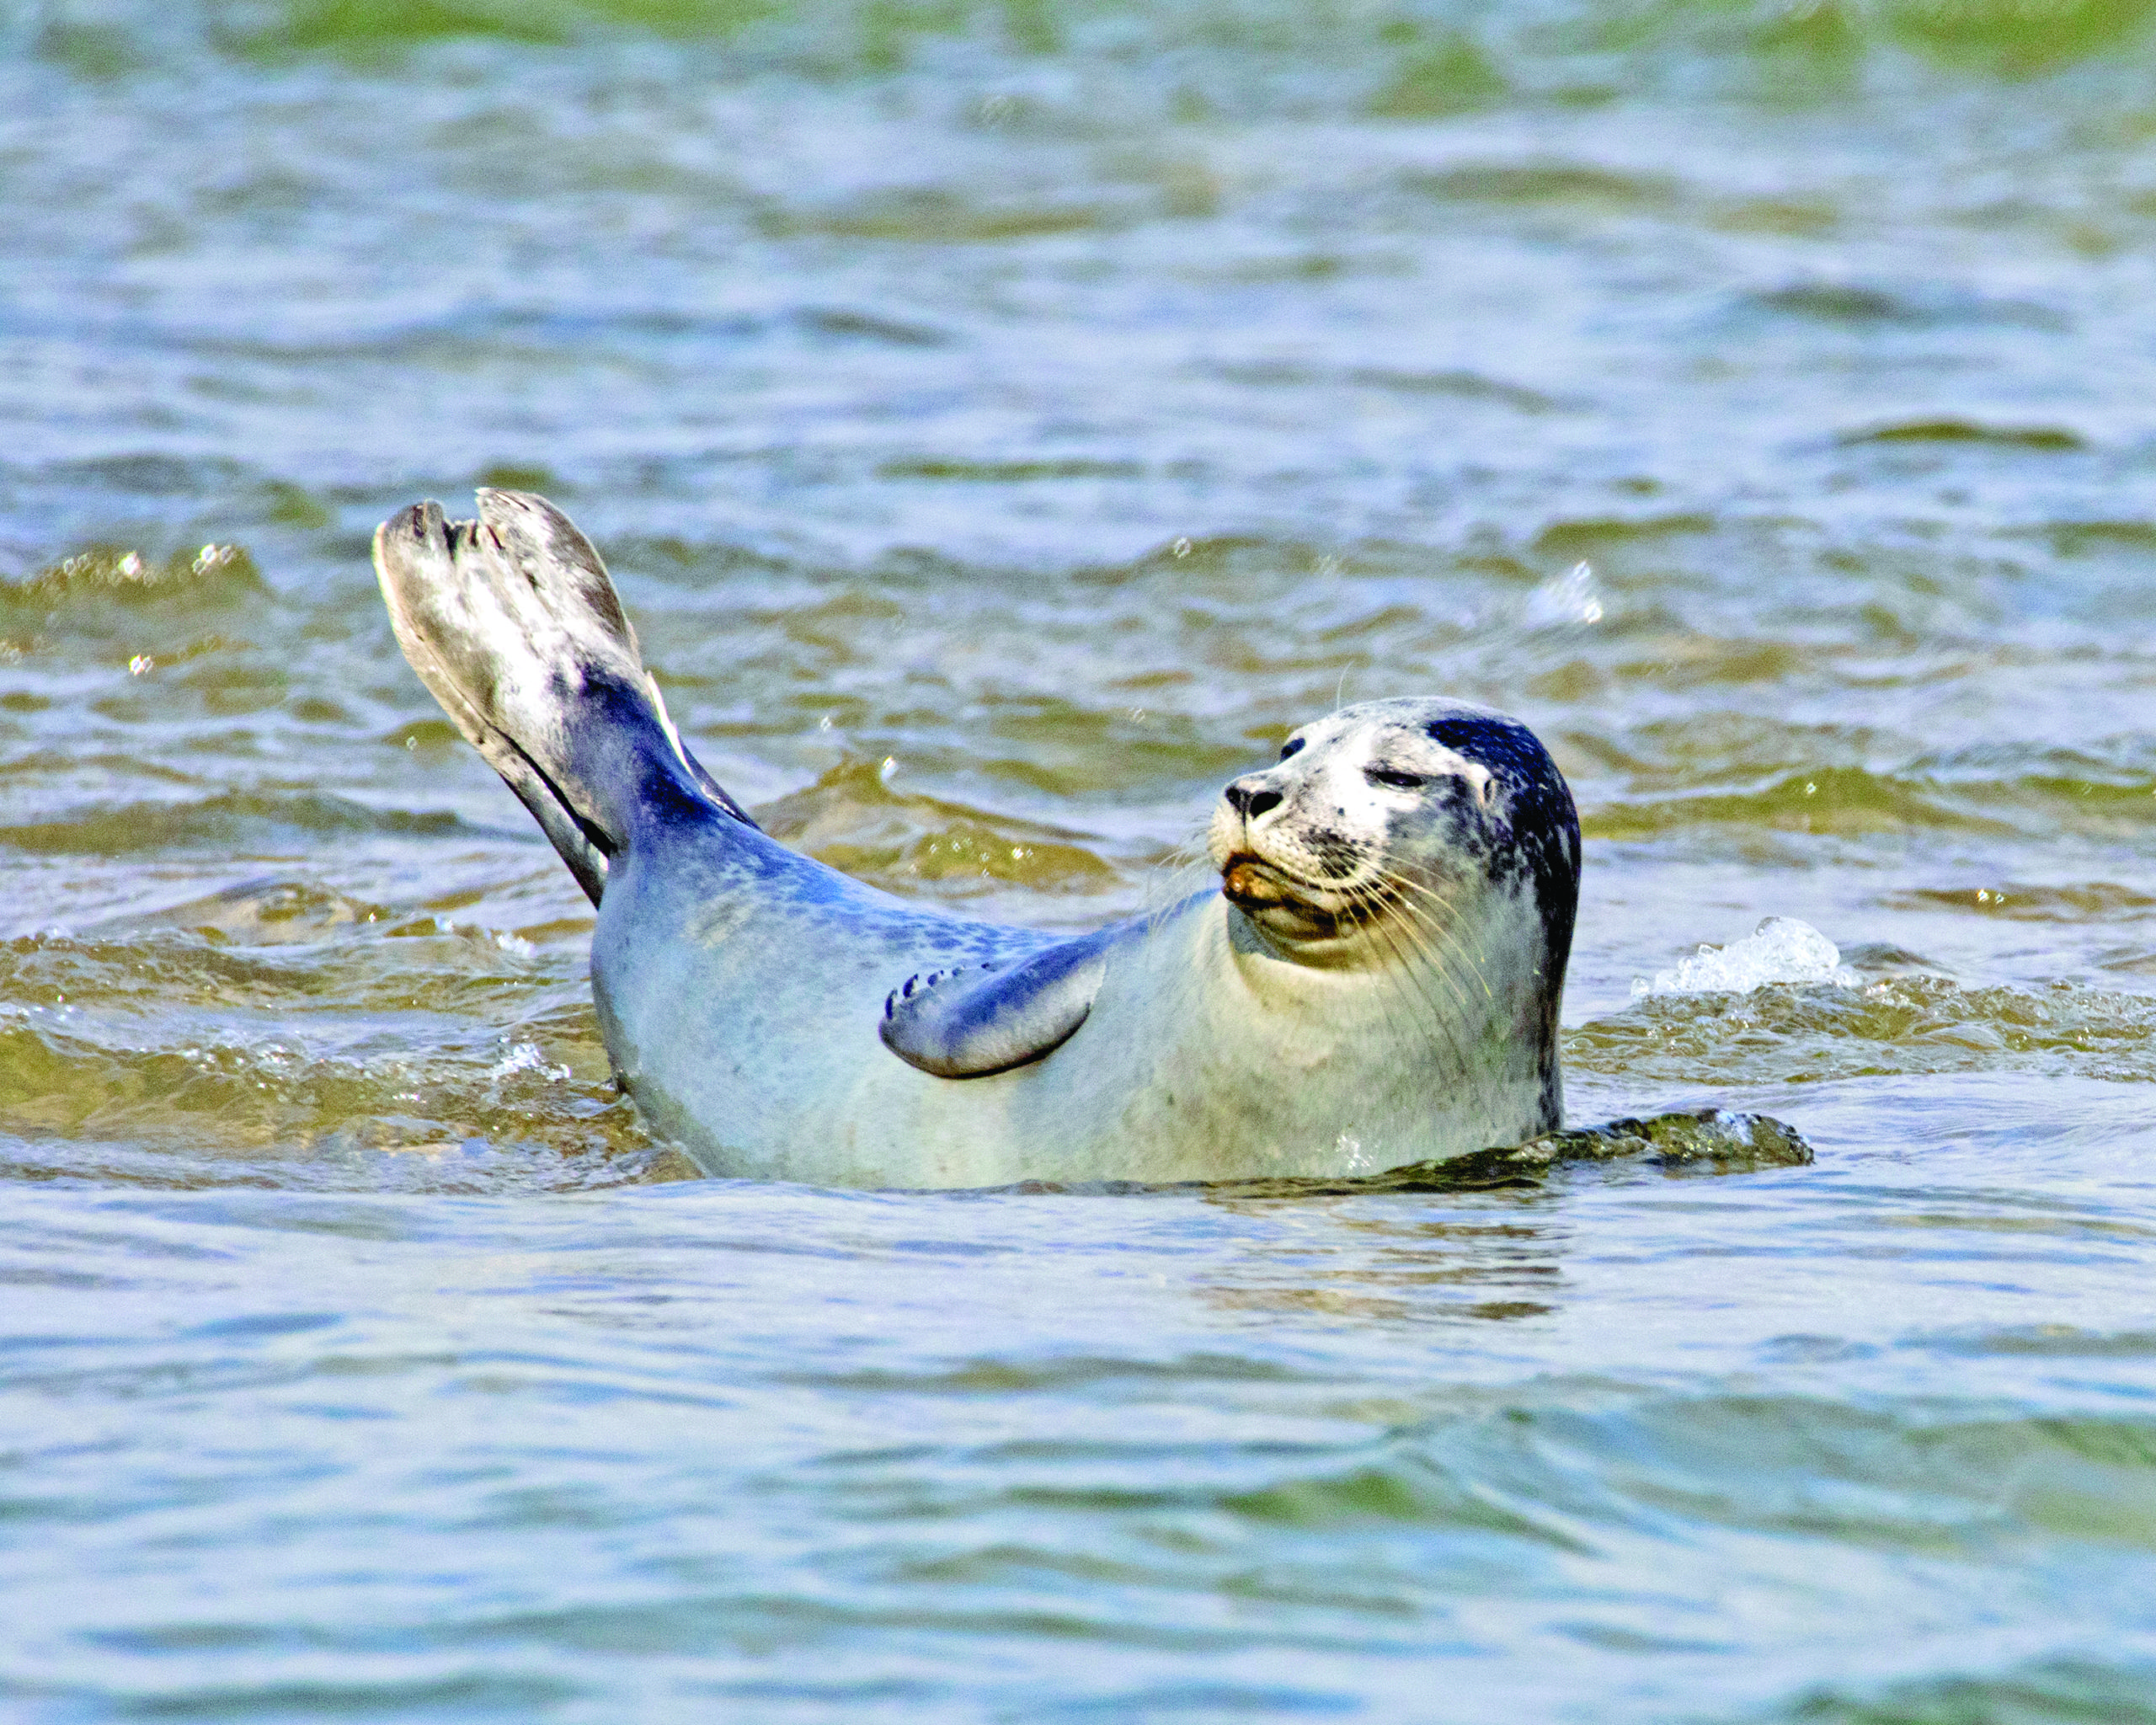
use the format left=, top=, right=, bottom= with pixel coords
left=880, top=922, right=1126, bottom=1077
left=374, top=489, right=753, bottom=905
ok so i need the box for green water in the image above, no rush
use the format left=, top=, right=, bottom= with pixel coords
left=7, top=0, right=2156, bottom=1717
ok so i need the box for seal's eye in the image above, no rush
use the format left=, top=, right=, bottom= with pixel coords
left=1279, top=738, right=1305, bottom=761
left=1364, top=766, right=1428, bottom=792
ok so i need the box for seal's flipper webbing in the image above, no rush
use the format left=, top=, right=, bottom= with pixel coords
left=373, top=489, right=754, bottom=906
left=880, top=926, right=1122, bottom=1078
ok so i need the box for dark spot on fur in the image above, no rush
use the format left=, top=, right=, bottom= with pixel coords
left=1304, top=827, right=1365, bottom=879
left=1423, top=713, right=1580, bottom=1019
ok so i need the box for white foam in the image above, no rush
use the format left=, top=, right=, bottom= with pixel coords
left=440, top=918, right=536, bottom=959
left=490, top=1042, right=569, bottom=1081
left=1524, top=560, right=1605, bottom=628
left=1631, top=916, right=1855, bottom=999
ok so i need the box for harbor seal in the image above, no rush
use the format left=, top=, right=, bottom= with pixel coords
left=374, top=490, right=1581, bottom=1188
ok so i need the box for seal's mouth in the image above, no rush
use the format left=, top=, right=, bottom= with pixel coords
left=1219, top=852, right=1379, bottom=932
left=1219, top=853, right=1302, bottom=911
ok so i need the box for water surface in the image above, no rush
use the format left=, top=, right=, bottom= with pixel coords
left=7, top=1, right=2156, bottom=1717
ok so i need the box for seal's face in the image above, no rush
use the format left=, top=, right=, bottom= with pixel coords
left=1207, top=697, right=1580, bottom=979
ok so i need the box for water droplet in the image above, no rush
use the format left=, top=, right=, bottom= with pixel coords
left=1524, top=560, right=1603, bottom=628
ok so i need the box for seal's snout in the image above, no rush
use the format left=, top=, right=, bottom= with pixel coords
left=1223, top=777, right=1283, bottom=821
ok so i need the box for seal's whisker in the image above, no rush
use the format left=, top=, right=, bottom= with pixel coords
left=1362, top=891, right=1475, bottom=1077
left=1362, top=884, right=1483, bottom=1004
left=1339, top=881, right=1429, bottom=1054
left=1358, top=874, right=1489, bottom=1045
left=1374, top=875, right=1492, bottom=989
left=1385, top=895, right=1490, bottom=1002
left=1380, top=892, right=1477, bottom=1028
left=1139, top=836, right=1217, bottom=932
left=1342, top=877, right=1476, bottom=1074
left=1369, top=868, right=1497, bottom=1001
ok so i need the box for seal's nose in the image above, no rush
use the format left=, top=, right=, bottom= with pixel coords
left=1225, top=779, right=1283, bottom=821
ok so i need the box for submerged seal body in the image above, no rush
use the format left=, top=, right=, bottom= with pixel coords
left=374, top=490, right=1581, bottom=1188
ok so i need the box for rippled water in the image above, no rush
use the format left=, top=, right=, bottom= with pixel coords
left=8, top=1, right=2156, bottom=1717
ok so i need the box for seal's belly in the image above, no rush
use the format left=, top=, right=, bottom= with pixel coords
left=591, top=864, right=1550, bottom=1189
left=590, top=862, right=1051, bottom=1185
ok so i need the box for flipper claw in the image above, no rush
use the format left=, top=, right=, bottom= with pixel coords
left=878, top=932, right=1122, bottom=1079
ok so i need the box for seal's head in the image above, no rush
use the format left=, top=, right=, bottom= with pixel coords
left=1208, top=697, right=1579, bottom=998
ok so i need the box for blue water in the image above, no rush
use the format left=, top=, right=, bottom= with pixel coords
left=15, top=1133, right=2156, bottom=1721
left=8, top=0, right=2156, bottom=1717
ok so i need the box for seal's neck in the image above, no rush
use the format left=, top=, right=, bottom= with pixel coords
left=1216, top=875, right=1564, bottom=1145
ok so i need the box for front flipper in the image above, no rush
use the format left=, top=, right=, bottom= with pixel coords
left=879, top=925, right=1122, bottom=1078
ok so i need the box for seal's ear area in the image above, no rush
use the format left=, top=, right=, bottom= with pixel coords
left=880, top=927, right=1121, bottom=1078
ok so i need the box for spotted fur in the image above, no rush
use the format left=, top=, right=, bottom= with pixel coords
left=1209, top=697, right=1579, bottom=1124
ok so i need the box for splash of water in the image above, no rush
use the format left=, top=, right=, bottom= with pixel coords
left=1632, top=915, right=1855, bottom=998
